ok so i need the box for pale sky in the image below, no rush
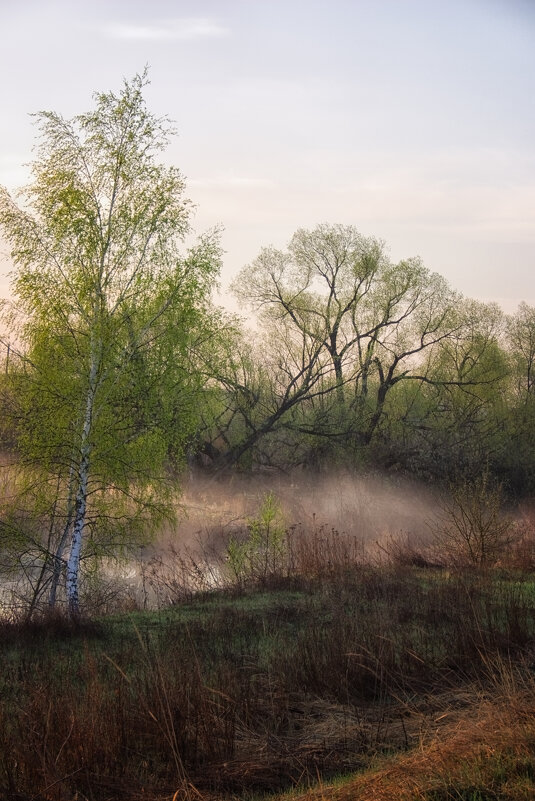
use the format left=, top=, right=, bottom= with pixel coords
left=0, top=0, right=534, bottom=312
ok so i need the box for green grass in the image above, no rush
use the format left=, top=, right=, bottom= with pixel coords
left=2, top=568, right=535, bottom=800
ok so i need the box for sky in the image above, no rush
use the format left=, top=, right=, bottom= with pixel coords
left=0, top=0, right=534, bottom=313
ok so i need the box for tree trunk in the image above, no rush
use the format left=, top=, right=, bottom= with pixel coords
left=48, top=509, right=73, bottom=609
left=49, top=464, right=76, bottom=608
left=66, top=463, right=89, bottom=617
left=66, top=345, right=99, bottom=618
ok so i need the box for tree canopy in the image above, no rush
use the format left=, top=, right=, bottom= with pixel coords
left=0, top=71, right=222, bottom=615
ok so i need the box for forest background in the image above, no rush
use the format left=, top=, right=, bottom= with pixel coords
left=0, top=69, right=533, bottom=618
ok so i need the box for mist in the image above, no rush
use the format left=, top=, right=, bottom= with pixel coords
left=165, top=469, right=442, bottom=555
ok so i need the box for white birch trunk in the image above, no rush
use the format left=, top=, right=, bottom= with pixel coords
left=48, top=507, right=73, bottom=609
left=49, top=461, right=77, bottom=608
left=66, top=345, right=99, bottom=617
left=66, top=465, right=89, bottom=616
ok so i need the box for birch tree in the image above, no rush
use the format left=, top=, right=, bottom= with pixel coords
left=0, top=71, right=221, bottom=616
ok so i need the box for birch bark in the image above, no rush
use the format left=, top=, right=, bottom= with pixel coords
left=66, top=343, right=100, bottom=616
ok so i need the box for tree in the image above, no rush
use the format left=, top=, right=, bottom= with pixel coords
left=226, top=224, right=464, bottom=469
left=0, top=71, right=221, bottom=616
left=382, top=299, right=508, bottom=479
left=508, top=303, right=535, bottom=400
left=495, top=303, right=535, bottom=493
left=434, top=467, right=513, bottom=567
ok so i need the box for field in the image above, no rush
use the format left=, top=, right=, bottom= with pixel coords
left=3, top=553, right=535, bottom=801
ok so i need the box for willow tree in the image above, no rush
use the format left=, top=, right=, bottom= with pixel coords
left=0, top=72, right=221, bottom=615
left=228, top=224, right=461, bottom=467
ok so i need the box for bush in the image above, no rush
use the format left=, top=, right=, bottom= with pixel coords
left=225, top=491, right=286, bottom=587
left=435, top=469, right=513, bottom=567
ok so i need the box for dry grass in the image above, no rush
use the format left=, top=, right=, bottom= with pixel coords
left=308, top=661, right=530, bottom=800
left=2, top=563, right=535, bottom=800
left=280, top=678, right=535, bottom=801
left=3, top=494, right=535, bottom=801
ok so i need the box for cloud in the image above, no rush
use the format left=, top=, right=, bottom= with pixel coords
left=104, top=18, right=230, bottom=42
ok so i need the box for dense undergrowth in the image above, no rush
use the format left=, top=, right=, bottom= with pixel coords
left=2, top=563, right=535, bottom=800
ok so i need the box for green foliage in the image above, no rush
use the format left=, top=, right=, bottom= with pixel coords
left=0, top=71, right=222, bottom=614
left=491, top=303, right=535, bottom=494
left=226, top=492, right=287, bottom=587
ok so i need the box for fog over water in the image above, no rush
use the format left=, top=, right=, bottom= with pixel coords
left=173, top=470, right=442, bottom=553
left=2, top=465, right=534, bottom=617
left=0, top=463, right=443, bottom=616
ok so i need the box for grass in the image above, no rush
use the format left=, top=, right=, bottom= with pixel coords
left=2, top=564, right=535, bottom=800
left=270, top=675, right=535, bottom=801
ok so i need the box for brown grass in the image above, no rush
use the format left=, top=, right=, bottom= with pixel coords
left=2, top=463, right=535, bottom=800
left=2, top=517, right=535, bottom=800
left=279, top=678, right=535, bottom=801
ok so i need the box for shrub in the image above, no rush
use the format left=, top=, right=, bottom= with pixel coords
left=434, top=468, right=513, bottom=567
left=226, top=492, right=286, bottom=587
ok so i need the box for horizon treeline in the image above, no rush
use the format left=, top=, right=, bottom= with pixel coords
left=0, top=72, right=533, bottom=617
left=3, top=221, right=533, bottom=495
left=185, top=223, right=534, bottom=497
